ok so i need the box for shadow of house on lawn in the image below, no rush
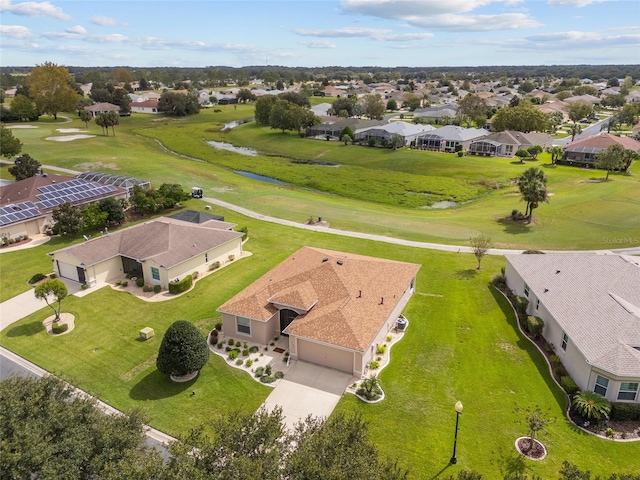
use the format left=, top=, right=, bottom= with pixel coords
left=488, top=285, right=569, bottom=411
left=5, top=320, right=45, bottom=338
left=129, top=369, right=197, bottom=401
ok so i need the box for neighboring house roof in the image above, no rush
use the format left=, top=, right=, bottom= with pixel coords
left=506, top=254, right=640, bottom=377
left=49, top=217, right=242, bottom=269
left=0, top=174, right=125, bottom=227
left=471, top=130, right=552, bottom=148
left=563, top=94, right=600, bottom=105
left=413, top=106, right=458, bottom=119
left=84, top=102, right=121, bottom=113
left=310, top=103, right=332, bottom=116
left=218, top=246, right=420, bottom=352
left=131, top=99, right=159, bottom=109
left=168, top=209, right=229, bottom=226
left=356, top=121, right=435, bottom=136
left=564, top=133, right=640, bottom=154
left=418, top=125, right=489, bottom=142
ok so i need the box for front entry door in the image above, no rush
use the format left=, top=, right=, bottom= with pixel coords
left=279, top=309, right=298, bottom=337
left=77, top=266, right=86, bottom=284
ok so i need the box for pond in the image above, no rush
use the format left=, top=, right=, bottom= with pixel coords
left=234, top=171, right=288, bottom=185
left=428, top=201, right=459, bottom=209
left=207, top=140, right=257, bottom=156
left=223, top=118, right=254, bottom=130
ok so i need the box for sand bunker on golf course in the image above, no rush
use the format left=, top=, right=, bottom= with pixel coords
left=46, top=135, right=96, bottom=142
left=6, top=125, right=38, bottom=129
left=56, top=128, right=88, bottom=133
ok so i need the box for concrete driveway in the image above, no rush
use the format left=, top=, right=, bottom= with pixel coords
left=260, top=361, right=354, bottom=429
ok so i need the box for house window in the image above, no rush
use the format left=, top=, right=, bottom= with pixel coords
left=594, top=375, right=609, bottom=397
left=237, top=316, right=251, bottom=335
left=205, top=252, right=209, bottom=263
left=506, top=145, right=514, bottom=154
left=561, top=332, right=569, bottom=351
left=524, top=283, right=530, bottom=297
left=536, top=299, right=540, bottom=310
left=618, top=383, right=639, bottom=401
left=151, top=267, right=160, bottom=281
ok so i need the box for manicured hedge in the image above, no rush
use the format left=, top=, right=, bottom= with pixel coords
left=560, top=375, right=579, bottom=395
left=526, top=315, right=544, bottom=338
left=28, top=273, right=46, bottom=284
left=169, top=275, right=192, bottom=295
left=610, top=402, right=640, bottom=421
left=156, top=320, right=209, bottom=377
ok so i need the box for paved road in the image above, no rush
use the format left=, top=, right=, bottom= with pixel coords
left=553, top=116, right=610, bottom=146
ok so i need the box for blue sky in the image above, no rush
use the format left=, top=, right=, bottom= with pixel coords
left=1, top=0, right=639, bottom=68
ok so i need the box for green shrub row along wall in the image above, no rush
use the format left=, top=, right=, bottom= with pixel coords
left=169, top=275, right=192, bottom=295
left=610, top=402, right=640, bottom=421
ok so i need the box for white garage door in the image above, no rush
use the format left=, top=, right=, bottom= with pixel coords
left=297, top=339, right=353, bottom=373
left=57, top=261, right=79, bottom=282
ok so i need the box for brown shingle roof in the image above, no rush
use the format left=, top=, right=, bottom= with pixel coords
left=50, top=217, right=242, bottom=268
left=218, top=247, right=420, bottom=351
left=565, top=133, right=640, bottom=153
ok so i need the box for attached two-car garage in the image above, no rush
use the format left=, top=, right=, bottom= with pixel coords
left=296, top=338, right=354, bottom=373
left=56, top=260, right=86, bottom=284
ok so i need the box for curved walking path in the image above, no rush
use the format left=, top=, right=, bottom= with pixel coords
left=2, top=159, right=638, bottom=256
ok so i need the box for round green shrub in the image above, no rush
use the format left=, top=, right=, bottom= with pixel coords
left=260, top=376, right=276, bottom=384
left=51, top=322, right=68, bottom=334
left=217, top=342, right=223, bottom=349
left=255, top=366, right=264, bottom=377
left=245, top=359, right=253, bottom=367
left=235, top=359, right=244, bottom=366
left=242, top=349, right=249, bottom=357
left=228, top=350, right=239, bottom=360
left=153, top=285, right=161, bottom=294
left=235, top=340, right=241, bottom=347
left=156, top=320, right=210, bottom=377
left=28, top=273, right=46, bottom=284
left=227, top=338, right=234, bottom=345
left=136, top=277, right=145, bottom=288
left=274, top=371, right=284, bottom=379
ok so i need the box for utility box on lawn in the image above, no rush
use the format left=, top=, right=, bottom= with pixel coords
left=139, top=327, right=155, bottom=340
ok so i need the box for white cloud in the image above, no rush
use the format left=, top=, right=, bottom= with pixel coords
left=546, top=0, right=611, bottom=6
left=299, top=40, right=337, bottom=49
left=0, top=24, right=32, bottom=38
left=66, top=25, right=86, bottom=35
left=339, top=0, right=540, bottom=32
left=406, top=13, right=542, bottom=31
left=0, top=0, right=70, bottom=20
left=294, top=27, right=433, bottom=41
left=91, top=15, right=117, bottom=26
left=526, top=30, right=640, bottom=47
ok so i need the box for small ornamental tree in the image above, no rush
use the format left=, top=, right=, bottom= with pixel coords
left=9, top=154, right=41, bottom=181
left=34, top=279, right=68, bottom=322
left=470, top=233, right=492, bottom=269
left=156, top=320, right=210, bottom=379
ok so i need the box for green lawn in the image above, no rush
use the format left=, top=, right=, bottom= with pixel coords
left=1, top=203, right=638, bottom=478
left=4, top=107, right=639, bottom=250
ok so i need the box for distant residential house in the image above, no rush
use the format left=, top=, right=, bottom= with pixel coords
left=468, top=131, right=553, bottom=157
left=130, top=99, right=159, bottom=114
left=601, top=87, right=620, bottom=96
left=625, top=90, right=640, bottom=103
left=310, top=103, right=332, bottom=116
left=218, top=246, right=420, bottom=376
left=4, top=88, right=16, bottom=98
left=563, top=94, right=600, bottom=106
left=563, top=133, right=640, bottom=166
left=84, top=102, right=121, bottom=118
left=416, top=126, right=489, bottom=152
left=49, top=214, right=242, bottom=289
left=321, top=86, right=346, bottom=97
left=413, top=105, right=458, bottom=123
left=354, top=121, right=435, bottom=146
left=505, top=254, right=640, bottom=404
left=0, top=174, right=126, bottom=241
left=305, top=118, right=384, bottom=139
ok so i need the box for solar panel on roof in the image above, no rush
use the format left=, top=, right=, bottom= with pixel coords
left=7, top=213, right=18, bottom=222
left=23, top=201, right=36, bottom=209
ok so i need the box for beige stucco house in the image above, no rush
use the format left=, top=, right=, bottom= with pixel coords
left=49, top=214, right=243, bottom=289
left=505, top=254, right=640, bottom=404
left=218, top=247, right=420, bottom=377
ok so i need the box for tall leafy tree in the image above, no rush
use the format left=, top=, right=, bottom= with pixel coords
left=34, top=279, right=68, bottom=321
left=0, top=376, right=156, bottom=479
left=52, top=202, right=84, bottom=236
left=0, top=125, right=23, bottom=158
left=82, top=203, right=109, bottom=231
left=567, top=102, right=593, bottom=141
left=158, top=183, right=189, bottom=208
left=403, top=93, right=421, bottom=112
left=112, top=88, right=132, bottom=115
left=8, top=153, right=41, bottom=180
left=491, top=102, right=548, bottom=133
left=517, top=167, right=549, bottom=222
left=457, top=94, right=487, bottom=127
left=363, top=93, right=385, bottom=120
left=28, top=62, right=80, bottom=120
left=9, top=94, right=37, bottom=121
left=255, top=95, right=277, bottom=125
left=98, top=197, right=126, bottom=224
left=594, top=144, right=625, bottom=180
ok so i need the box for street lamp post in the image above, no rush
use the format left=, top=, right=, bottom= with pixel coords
left=450, top=401, right=463, bottom=464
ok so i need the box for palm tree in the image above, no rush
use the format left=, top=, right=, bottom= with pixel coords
left=568, top=123, right=582, bottom=142
left=572, top=391, right=611, bottom=428
left=547, top=146, right=564, bottom=165
left=517, top=167, right=549, bottom=223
